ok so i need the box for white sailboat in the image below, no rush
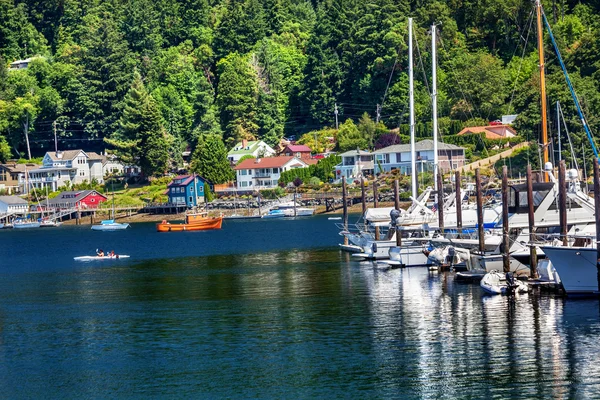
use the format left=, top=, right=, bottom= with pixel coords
left=91, top=181, right=129, bottom=231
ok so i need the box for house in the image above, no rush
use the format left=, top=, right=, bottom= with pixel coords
left=0, top=195, right=29, bottom=215
left=0, top=163, right=40, bottom=194
left=88, top=152, right=124, bottom=177
left=27, top=150, right=112, bottom=192
left=334, top=150, right=374, bottom=180
left=281, top=144, right=312, bottom=161
left=227, top=140, right=276, bottom=164
left=45, top=190, right=108, bottom=210
left=457, top=125, right=517, bottom=140
left=167, top=175, right=207, bottom=207
left=371, top=140, right=466, bottom=174
left=234, top=156, right=309, bottom=189
left=8, top=57, right=38, bottom=70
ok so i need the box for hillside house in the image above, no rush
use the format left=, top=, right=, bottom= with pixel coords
left=227, top=140, right=276, bottom=164
left=281, top=144, right=312, bottom=161
left=234, top=156, right=308, bottom=189
left=0, top=163, right=40, bottom=194
left=167, top=175, right=207, bottom=207
left=0, top=195, right=29, bottom=215
left=371, top=140, right=466, bottom=174
left=334, top=150, right=374, bottom=180
left=45, top=190, right=108, bottom=210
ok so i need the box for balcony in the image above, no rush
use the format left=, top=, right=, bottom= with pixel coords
left=28, top=176, right=59, bottom=183
left=253, top=172, right=272, bottom=178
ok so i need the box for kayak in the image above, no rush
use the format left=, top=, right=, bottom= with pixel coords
left=74, top=255, right=130, bottom=261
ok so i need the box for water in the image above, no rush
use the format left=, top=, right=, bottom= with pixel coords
left=1, top=216, right=600, bottom=398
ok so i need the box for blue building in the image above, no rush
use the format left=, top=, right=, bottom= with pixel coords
left=167, top=175, right=207, bottom=207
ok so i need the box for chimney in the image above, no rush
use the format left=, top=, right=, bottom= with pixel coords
left=242, top=139, right=248, bottom=149
left=255, top=158, right=261, bottom=164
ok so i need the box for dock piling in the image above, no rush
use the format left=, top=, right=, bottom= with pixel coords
left=436, top=171, right=444, bottom=234
left=342, top=177, right=348, bottom=245
left=455, top=171, right=462, bottom=237
left=394, top=179, right=401, bottom=247
left=526, top=164, right=538, bottom=277
left=502, top=166, right=510, bottom=273
left=475, top=169, right=484, bottom=253
left=361, top=176, right=367, bottom=231
left=373, top=180, right=380, bottom=240
left=558, top=160, right=568, bottom=246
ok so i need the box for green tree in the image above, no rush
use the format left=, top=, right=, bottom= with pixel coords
left=0, top=134, right=11, bottom=162
left=190, top=133, right=234, bottom=184
left=336, top=118, right=367, bottom=151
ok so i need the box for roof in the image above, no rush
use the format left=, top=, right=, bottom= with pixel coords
left=86, top=152, right=104, bottom=161
left=0, top=195, right=28, bottom=205
left=0, top=163, right=40, bottom=173
left=304, top=159, right=319, bottom=165
left=46, top=190, right=107, bottom=206
left=234, top=156, right=307, bottom=170
left=228, top=141, right=261, bottom=155
left=372, top=140, right=465, bottom=154
left=457, top=125, right=517, bottom=139
left=168, top=175, right=200, bottom=187
left=338, top=150, right=372, bottom=157
left=285, top=144, right=312, bottom=152
left=46, top=150, right=86, bottom=161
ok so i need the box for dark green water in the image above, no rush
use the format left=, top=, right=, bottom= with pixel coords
left=1, top=215, right=600, bottom=398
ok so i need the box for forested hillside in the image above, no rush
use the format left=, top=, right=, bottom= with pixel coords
left=1, top=0, right=599, bottom=178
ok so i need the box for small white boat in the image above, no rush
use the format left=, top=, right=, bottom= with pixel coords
left=91, top=219, right=130, bottom=231
left=328, top=217, right=342, bottom=220
left=74, top=254, right=130, bottom=261
left=480, top=270, right=528, bottom=295
left=40, top=219, right=62, bottom=227
left=262, top=209, right=286, bottom=219
left=13, top=219, right=41, bottom=229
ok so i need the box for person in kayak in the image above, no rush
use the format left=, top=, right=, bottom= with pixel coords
left=97, top=249, right=104, bottom=257
left=109, top=250, right=115, bottom=257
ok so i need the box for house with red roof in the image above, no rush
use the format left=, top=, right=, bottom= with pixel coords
left=167, top=175, right=209, bottom=207
left=234, top=156, right=309, bottom=189
left=45, top=190, right=108, bottom=210
left=457, top=125, right=517, bottom=140
left=281, top=144, right=312, bottom=161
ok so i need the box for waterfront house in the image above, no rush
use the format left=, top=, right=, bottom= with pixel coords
left=371, top=140, right=466, bottom=174
left=28, top=150, right=114, bottom=192
left=167, top=175, right=207, bottom=207
left=87, top=152, right=125, bottom=177
left=0, top=163, right=40, bottom=194
left=334, top=150, right=374, bottom=180
left=46, top=190, right=108, bottom=210
left=227, top=140, right=276, bottom=164
left=281, top=144, right=312, bottom=161
left=234, top=156, right=308, bottom=189
left=457, top=124, right=517, bottom=140
left=0, top=195, right=29, bottom=215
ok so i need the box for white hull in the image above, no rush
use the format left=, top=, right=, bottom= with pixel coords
left=74, top=255, right=130, bottom=261
left=467, top=252, right=527, bottom=274
left=91, top=223, right=130, bottom=231
left=540, top=246, right=598, bottom=295
left=13, top=222, right=41, bottom=229
left=378, top=245, right=431, bottom=267
left=480, top=271, right=528, bottom=295
left=283, top=208, right=314, bottom=217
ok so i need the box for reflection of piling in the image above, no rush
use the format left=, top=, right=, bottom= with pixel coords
left=502, top=166, right=510, bottom=273
left=436, top=172, right=444, bottom=234
left=593, top=158, right=600, bottom=292
left=558, top=160, right=568, bottom=246
left=455, top=171, right=462, bottom=236
left=394, top=179, right=401, bottom=247
left=373, top=181, right=380, bottom=240
left=526, top=165, right=538, bottom=277
left=475, top=169, right=484, bottom=253
left=342, top=177, right=348, bottom=245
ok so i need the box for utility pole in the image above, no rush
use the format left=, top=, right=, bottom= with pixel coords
left=376, top=104, right=381, bottom=123
left=53, top=120, right=58, bottom=153
left=23, top=111, right=32, bottom=160
left=334, top=103, right=339, bottom=130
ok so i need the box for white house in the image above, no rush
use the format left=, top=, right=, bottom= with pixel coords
left=227, top=140, right=276, bottom=164
left=371, top=140, right=466, bottom=174
left=27, top=150, right=111, bottom=192
left=87, top=152, right=124, bottom=177
left=0, top=195, right=29, bottom=215
left=234, top=156, right=308, bottom=189
left=334, top=150, right=374, bottom=181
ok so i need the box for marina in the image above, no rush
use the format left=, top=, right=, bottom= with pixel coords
left=2, top=217, right=600, bottom=397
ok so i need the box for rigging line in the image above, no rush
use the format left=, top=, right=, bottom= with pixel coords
left=380, top=43, right=402, bottom=113
left=558, top=102, right=579, bottom=171
left=506, top=9, right=535, bottom=116
left=437, top=36, right=478, bottom=121
left=413, top=28, right=430, bottom=96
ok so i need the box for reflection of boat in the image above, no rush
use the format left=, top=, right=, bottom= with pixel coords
left=480, top=271, right=528, bottom=295
left=156, top=212, right=223, bottom=232
left=74, top=254, right=130, bottom=261
left=262, top=209, right=286, bottom=219
left=13, top=219, right=41, bottom=229
left=91, top=219, right=130, bottom=231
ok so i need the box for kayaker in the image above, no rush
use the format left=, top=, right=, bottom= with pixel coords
left=97, top=249, right=104, bottom=257
left=109, top=250, right=115, bottom=257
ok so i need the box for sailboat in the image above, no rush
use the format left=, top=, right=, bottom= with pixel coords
left=40, top=185, right=61, bottom=227
left=91, top=180, right=129, bottom=231
left=13, top=166, right=41, bottom=229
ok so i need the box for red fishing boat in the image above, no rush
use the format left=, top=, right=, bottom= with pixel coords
left=156, top=212, right=223, bottom=232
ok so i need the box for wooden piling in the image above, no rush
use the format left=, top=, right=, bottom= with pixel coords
left=360, top=176, right=367, bottom=215
left=502, top=166, right=510, bottom=273
left=394, top=179, right=401, bottom=247
left=342, top=177, right=348, bottom=245
left=373, top=181, right=380, bottom=241
left=594, top=158, right=600, bottom=292
left=558, top=160, right=568, bottom=246
left=475, top=168, right=484, bottom=253
left=526, top=164, right=538, bottom=277
left=455, top=171, right=462, bottom=236
left=436, top=171, right=444, bottom=234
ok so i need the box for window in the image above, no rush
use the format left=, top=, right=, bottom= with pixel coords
left=0, top=170, right=6, bottom=181
left=190, top=186, right=194, bottom=193
left=189, top=196, right=193, bottom=203
left=198, top=185, right=203, bottom=192
left=241, top=169, right=247, bottom=175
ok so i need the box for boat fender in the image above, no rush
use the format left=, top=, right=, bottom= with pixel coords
left=372, top=242, right=378, bottom=253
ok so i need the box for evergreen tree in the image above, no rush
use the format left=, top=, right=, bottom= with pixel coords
left=0, top=0, right=49, bottom=60
left=190, top=133, right=234, bottom=184
left=213, top=0, right=266, bottom=61
left=336, top=118, right=368, bottom=151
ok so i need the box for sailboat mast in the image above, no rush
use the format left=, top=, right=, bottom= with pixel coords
left=409, top=17, right=417, bottom=199
left=432, top=24, right=439, bottom=194
left=536, top=0, right=549, bottom=181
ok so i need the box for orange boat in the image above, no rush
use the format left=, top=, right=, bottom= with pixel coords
left=156, top=212, right=223, bottom=232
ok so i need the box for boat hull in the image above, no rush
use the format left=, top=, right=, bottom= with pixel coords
left=13, top=222, right=41, bottom=229
left=156, top=217, right=223, bottom=232
left=91, top=223, right=130, bottom=231
left=540, top=246, right=598, bottom=295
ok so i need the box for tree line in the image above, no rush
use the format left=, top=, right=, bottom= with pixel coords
left=1, top=0, right=600, bottom=181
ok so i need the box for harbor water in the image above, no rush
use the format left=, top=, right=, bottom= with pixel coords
left=1, top=215, right=600, bottom=398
